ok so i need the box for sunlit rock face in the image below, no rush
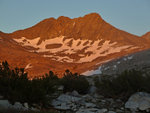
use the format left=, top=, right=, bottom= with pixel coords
left=0, top=13, right=150, bottom=77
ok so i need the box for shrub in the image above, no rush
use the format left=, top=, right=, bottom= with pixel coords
left=0, top=61, right=90, bottom=107
left=61, top=69, right=89, bottom=94
left=95, top=69, right=150, bottom=100
left=0, top=61, right=59, bottom=107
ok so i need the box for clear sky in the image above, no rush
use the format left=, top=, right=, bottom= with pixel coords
left=0, top=0, right=150, bottom=36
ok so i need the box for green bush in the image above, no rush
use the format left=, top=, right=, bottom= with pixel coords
left=0, top=61, right=90, bottom=107
left=0, top=61, right=59, bottom=107
left=61, top=69, right=90, bottom=94
left=95, top=69, right=150, bottom=100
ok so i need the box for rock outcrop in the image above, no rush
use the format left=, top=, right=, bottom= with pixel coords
left=125, top=92, right=150, bottom=112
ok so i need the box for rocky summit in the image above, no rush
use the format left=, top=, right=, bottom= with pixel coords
left=0, top=13, right=150, bottom=78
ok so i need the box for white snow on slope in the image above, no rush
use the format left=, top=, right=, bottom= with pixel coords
left=13, top=36, right=138, bottom=63
left=13, top=37, right=40, bottom=47
left=117, top=61, right=120, bottom=64
left=73, top=22, right=76, bottom=26
left=25, top=63, right=32, bottom=69
left=78, top=41, right=132, bottom=63
left=123, top=55, right=134, bottom=61
left=43, top=55, right=74, bottom=63
left=81, top=66, right=102, bottom=76
left=128, top=56, right=133, bottom=60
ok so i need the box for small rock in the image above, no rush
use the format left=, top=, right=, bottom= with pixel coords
left=89, top=86, right=97, bottom=94
left=146, top=109, right=150, bottom=112
left=91, top=98, right=97, bottom=103
left=31, top=107, right=39, bottom=111
left=13, top=102, right=27, bottom=110
left=101, top=99, right=106, bottom=103
left=0, top=100, right=11, bottom=109
left=82, top=94, right=93, bottom=101
left=71, top=90, right=80, bottom=97
left=51, top=94, right=81, bottom=110
left=32, top=103, right=41, bottom=109
left=77, top=108, right=102, bottom=113
left=116, top=99, right=122, bottom=102
left=108, top=111, right=116, bottom=113
left=106, top=98, right=114, bottom=103
left=24, top=103, right=29, bottom=109
left=0, top=100, right=28, bottom=111
left=115, top=109, right=123, bottom=113
left=93, top=93, right=101, bottom=98
left=85, top=103, right=96, bottom=108
left=58, top=94, right=81, bottom=102
left=120, top=107, right=124, bottom=110
left=13, top=102, right=23, bottom=109
left=98, top=108, right=108, bottom=113
left=58, top=103, right=70, bottom=110
left=57, top=85, right=64, bottom=91
left=81, top=106, right=84, bottom=109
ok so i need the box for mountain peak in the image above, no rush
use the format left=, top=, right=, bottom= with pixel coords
left=57, top=16, right=71, bottom=20
left=57, top=16, right=71, bottom=24
left=8, top=13, right=149, bottom=43
left=84, top=12, right=101, bottom=17
left=142, top=31, right=150, bottom=39
left=83, top=13, right=102, bottom=20
left=1, top=13, right=150, bottom=77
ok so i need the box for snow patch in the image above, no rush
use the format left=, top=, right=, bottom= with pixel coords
left=128, top=56, right=133, bottom=60
left=25, top=63, right=32, bottom=69
left=117, top=61, right=120, bottom=64
left=123, top=58, right=127, bottom=61
left=113, top=65, right=117, bottom=68
left=81, top=66, right=102, bottom=76
left=13, top=37, right=40, bottom=47
left=113, top=65, right=117, bottom=70
left=96, top=59, right=114, bottom=65
left=123, top=55, right=133, bottom=61
left=78, top=54, right=85, bottom=57
left=43, top=55, right=73, bottom=63
left=104, top=67, right=109, bottom=71
left=73, top=22, right=76, bottom=26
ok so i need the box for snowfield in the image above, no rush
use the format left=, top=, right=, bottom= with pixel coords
left=13, top=36, right=138, bottom=63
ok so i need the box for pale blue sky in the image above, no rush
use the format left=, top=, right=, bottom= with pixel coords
left=0, top=0, right=150, bottom=36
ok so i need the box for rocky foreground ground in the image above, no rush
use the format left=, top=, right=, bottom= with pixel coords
left=1, top=84, right=150, bottom=113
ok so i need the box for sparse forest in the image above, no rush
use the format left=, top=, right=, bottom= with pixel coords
left=0, top=61, right=89, bottom=107
left=94, top=69, right=150, bottom=101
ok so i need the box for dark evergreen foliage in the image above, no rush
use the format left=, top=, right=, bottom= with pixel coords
left=95, top=69, right=150, bottom=100
left=61, top=69, right=90, bottom=94
left=0, top=61, right=59, bottom=106
left=0, top=61, right=90, bottom=107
